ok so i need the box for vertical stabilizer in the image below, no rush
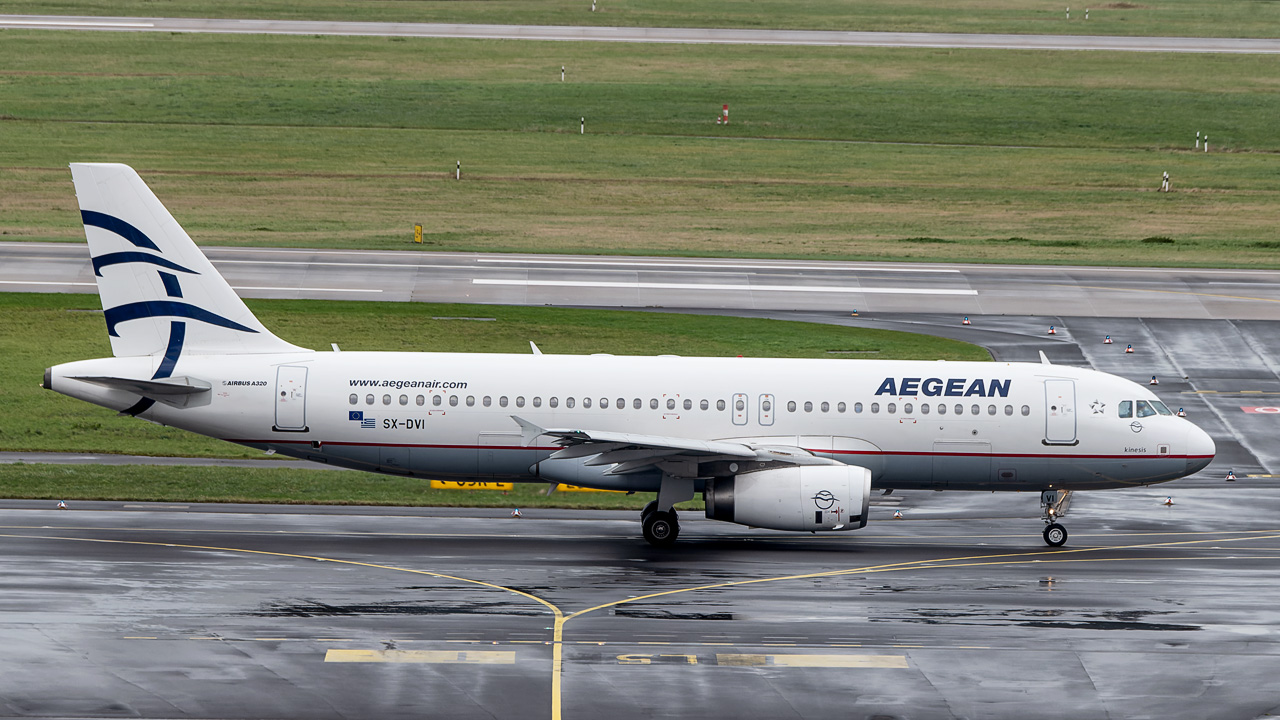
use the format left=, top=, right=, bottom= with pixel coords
left=69, top=163, right=308, bottom=358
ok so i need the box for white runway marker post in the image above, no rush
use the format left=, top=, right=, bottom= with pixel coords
left=456, top=161, right=460, bottom=180
left=1204, top=135, right=1209, bottom=152
left=561, top=65, right=565, bottom=81
left=1196, top=131, right=1200, bottom=149
left=1066, top=6, right=1070, bottom=19
left=581, top=117, right=585, bottom=134
left=1085, top=8, right=1089, bottom=19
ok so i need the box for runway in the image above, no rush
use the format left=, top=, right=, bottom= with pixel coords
left=5, top=488, right=1280, bottom=720
left=3, top=14, right=1280, bottom=54
left=7, top=241, right=1280, bottom=716
left=7, top=241, right=1280, bottom=320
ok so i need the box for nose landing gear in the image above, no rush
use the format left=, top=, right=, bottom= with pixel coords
left=1040, top=489, right=1072, bottom=547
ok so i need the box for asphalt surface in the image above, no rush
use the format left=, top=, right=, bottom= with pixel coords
left=7, top=300, right=1280, bottom=718
left=3, top=15, right=1280, bottom=53
left=8, top=242, right=1280, bottom=320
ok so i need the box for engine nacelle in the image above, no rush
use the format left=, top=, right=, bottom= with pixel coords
left=704, top=464, right=872, bottom=532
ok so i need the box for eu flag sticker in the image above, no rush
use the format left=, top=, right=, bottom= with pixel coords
left=349, top=411, right=363, bottom=421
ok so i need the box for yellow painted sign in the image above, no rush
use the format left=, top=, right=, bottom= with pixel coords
left=326, top=649, right=515, bottom=664
left=557, top=484, right=626, bottom=493
left=430, top=480, right=513, bottom=491
left=413, top=224, right=423, bottom=243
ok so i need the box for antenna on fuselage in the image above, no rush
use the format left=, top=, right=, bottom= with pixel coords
left=530, top=341, right=543, bottom=355
left=1039, top=350, right=1052, bottom=365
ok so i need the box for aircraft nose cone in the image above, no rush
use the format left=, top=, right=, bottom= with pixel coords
left=1186, top=425, right=1216, bottom=475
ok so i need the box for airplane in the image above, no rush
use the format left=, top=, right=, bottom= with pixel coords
left=45, top=163, right=1216, bottom=547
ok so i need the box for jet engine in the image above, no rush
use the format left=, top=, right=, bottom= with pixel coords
left=704, top=465, right=872, bottom=532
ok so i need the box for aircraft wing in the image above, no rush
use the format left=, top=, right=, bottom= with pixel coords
left=511, top=415, right=838, bottom=476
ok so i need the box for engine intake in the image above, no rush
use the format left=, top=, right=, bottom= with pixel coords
left=705, top=465, right=872, bottom=532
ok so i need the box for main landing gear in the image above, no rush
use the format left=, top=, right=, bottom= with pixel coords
left=641, top=476, right=695, bottom=547
left=641, top=501, right=679, bottom=547
left=1040, top=489, right=1072, bottom=547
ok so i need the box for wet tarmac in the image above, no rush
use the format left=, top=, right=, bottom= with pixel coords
left=4, top=309, right=1280, bottom=718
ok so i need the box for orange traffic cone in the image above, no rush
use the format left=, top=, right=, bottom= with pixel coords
left=1048, top=325, right=1057, bottom=335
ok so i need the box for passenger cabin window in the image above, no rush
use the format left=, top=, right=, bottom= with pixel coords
left=449, top=395, right=459, bottom=407
left=366, top=394, right=375, bottom=405
left=954, top=404, right=963, bottom=415
left=684, top=399, right=692, bottom=410
left=382, top=394, right=392, bottom=405
left=804, top=401, right=813, bottom=413
left=735, top=398, right=745, bottom=412
left=584, top=397, right=592, bottom=409
left=788, top=401, right=797, bottom=412
left=399, top=394, right=408, bottom=405
left=1136, top=400, right=1157, bottom=418
left=516, top=396, right=525, bottom=408
left=717, top=399, right=726, bottom=411
left=887, top=403, right=897, bottom=414
left=971, top=404, right=980, bottom=415
left=1021, top=405, right=1030, bottom=416
left=838, top=402, right=846, bottom=413
left=600, top=398, right=609, bottom=409
left=920, top=403, right=930, bottom=415
left=854, top=402, right=863, bottom=414
left=667, top=399, right=676, bottom=410
left=903, top=403, right=913, bottom=414
left=870, top=403, right=879, bottom=414
left=1118, top=400, right=1132, bottom=418
left=549, top=397, right=558, bottom=408
left=937, top=403, right=946, bottom=415
left=616, top=398, right=625, bottom=409
left=700, top=400, right=709, bottom=410
left=634, top=398, right=642, bottom=410
left=565, top=397, right=574, bottom=409
left=483, top=396, right=492, bottom=407
left=500, top=396, right=508, bottom=407
left=1004, top=405, right=1013, bottom=416
left=533, top=397, right=542, bottom=408
left=416, top=395, right=425, bottom=406
left=467, top=396, right=475, bottom=407
left=650, top=398, right=659, bottom=410
left=349, top=394, right=358, bottom=405
left=987, top=405, right=996, bottom=416
left=821, top=401, right=829, bottom=413
left=433, top=395, right=442, bottom=406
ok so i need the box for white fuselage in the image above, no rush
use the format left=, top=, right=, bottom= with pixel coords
left=48, top=352, right=1216, bottom=493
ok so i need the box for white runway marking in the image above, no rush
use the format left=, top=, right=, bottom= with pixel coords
left=472, top=278, right=976, bottom=295
left=0, top=280, right=380, bottom=293
left=475, top=258, right=960, bottom=273
left=0, top=280, right=96, bottom=287
left=0, top=19, right=154, bottom=28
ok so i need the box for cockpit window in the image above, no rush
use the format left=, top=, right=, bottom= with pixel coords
left=1152, top=401, right=1172, bottom=416
left=1136, top=400, right=1157, bottom=418
left=1118, top=400, right=1132, bottom=419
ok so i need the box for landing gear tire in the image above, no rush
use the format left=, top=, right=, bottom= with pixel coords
left=1043, top=523, right=1068, bottom=547
left=640, top=500, right=658, bottom=521
left=642, top=510, right=679, bottom=547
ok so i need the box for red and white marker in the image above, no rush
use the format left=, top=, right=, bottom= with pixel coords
left=962, top=316, right=971, bottom=325
left=1176, top=408, right=1187, bottom=417
left=716, top=104, right=729, bottom=125
left=57, top=500, right=67, bottom=510
left=892, top=510, right=904, bottom=519
left=510, top=508, right=523, bottom=518
left=1150, top=375, right=1159, bottom=385
left=1104, top=335, right=1113, bottom=344
left=1226, top=470, right=1237, bottom=481
left=1048, top=325, right=1057, bottom=335
left=1125, top=344, right=1134, bottom=354
left=1163, top=496, right=1174, bottom=506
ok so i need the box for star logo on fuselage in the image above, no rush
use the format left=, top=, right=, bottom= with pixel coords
left=1090, top=400, right=1106, bottom=414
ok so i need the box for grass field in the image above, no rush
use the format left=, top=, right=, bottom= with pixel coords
left=0, top=463, right=683, bottom=509
left=3, top=31, right=1278, bottom=266
left=8, top=0, right=1280, bottom=38
left=0, top=292, right=989, bottom=458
